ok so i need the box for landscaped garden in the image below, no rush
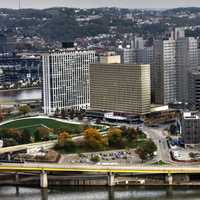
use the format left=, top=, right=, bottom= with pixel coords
left=0, top=118, right=82, bottom=135
left=0, top=117, right=83, bottom=147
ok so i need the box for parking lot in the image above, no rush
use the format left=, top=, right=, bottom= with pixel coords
left=59, top=149, right=141, bottom=165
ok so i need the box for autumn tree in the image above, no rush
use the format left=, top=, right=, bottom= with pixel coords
left=84, top=128, right=106, bottom=150
left=18, top=105, right=31, bottom=116
left=58, top=132, right=71, bottom=147
left=107, top=128, right=124, bottom=148
left=34, top=127, right=52, bottom=142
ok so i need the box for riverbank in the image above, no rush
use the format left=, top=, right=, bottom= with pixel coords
left=0, top=171, right=198, bottom=187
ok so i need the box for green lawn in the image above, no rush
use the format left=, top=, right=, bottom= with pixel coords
left=0, top=118, right=82, bottom=135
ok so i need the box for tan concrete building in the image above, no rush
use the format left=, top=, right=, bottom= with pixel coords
left=99, top=52, right=121, bottom=64
left=90, top=63, right=151, bottom=115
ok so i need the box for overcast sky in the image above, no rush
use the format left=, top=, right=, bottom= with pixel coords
left=0, top=0, right=200, bottom=9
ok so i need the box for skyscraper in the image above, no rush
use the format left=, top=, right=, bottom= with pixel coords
left=42, top=49, right=96, bottom=115
left=176, top=37, right=198, bottom=103
left=188, top=68, right=200, bottom=110
left=153, top=39, right=176, bottom=105
left=117, top=48, right=136, bottom=64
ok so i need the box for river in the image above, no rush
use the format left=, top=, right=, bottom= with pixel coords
left=0, top=186, right=200, bottom=200
left=0, top=88, right=41, bottom=104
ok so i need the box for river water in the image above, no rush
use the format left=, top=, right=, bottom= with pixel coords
left=0, top=88, right=41, bottom=103
left=0, top=186, right=200, bottom=200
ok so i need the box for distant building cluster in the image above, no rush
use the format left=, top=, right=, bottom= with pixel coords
left=42, top=28, right=200, bottom=116
left=40, top=28, right=200, bottom=146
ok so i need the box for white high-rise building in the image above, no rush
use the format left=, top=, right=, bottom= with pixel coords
left=134, top=36, right=145, bottom=49
left=153, top=39, right=176, bottom=105
left=171, top=27, right=185, bottom=40
left=176, top=37, right=198, bottom=102
left=42, top=49, right=96, bottom=115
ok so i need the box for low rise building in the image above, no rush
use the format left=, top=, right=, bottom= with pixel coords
left=181, top=112, right=200, bottom=147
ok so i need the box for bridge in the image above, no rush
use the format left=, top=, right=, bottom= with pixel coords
left=0, top=163, right=200, bottom=187
left=0, top=140, right=57, bottom=154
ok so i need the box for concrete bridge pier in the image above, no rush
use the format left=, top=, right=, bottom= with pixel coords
left=41, top=188, right=48, bottom=200
left=15, top=172, right=19, bottom=185
left=108, top=172, right=115, bottom=187
left=40, top=171, right=48, bottom=188
left=165, top=173, right=173, bottom=185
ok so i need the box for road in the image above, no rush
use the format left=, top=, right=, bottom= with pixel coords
left=143, top=126, right=171, bottom=163
left=0, top=162, right=200, bottom=174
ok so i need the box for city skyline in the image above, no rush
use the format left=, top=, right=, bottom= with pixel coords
left=1, top=0, right=200, bottom=9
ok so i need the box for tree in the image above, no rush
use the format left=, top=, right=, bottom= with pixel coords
left=68, top=108, right=75, bottom=119
left=91, top=155, right=100, bottom=163
left=143, top=139, right=157, bottom=157
left=61, top=108, right=67, bottom=119
left=18, top=105, right=31, bottom=116
left=63, top=139, right=77, bottom=153
left=107, top=128, right=124, bottom=148
left=135, top=139, right=157, bottom=161
left=54, top=107, right=60, bottom=117
left=127, top=127, right=138, bottom=140
left=34, top=127, right=52, bottom=142
left=84, top=128, right=106, bottom=150
left=58, top=132, right=71, bottom=147
left=189, top=152, right=196, bottom=160
left=0, top=111, right=4, bottom=122
left=135, top=148, right=147, bottom=162
left=21, top=129, right=32, bottom=144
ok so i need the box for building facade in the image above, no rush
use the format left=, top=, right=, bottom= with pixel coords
left=153, top=39, right=176, bottom=105
left=90, top=63, right=151, bottom=115
left=42, top=49, right=96, bottom=115
left=117, top=48, right=136, bottom=64
left=188, top=68, right=200, bottom=110
left=181, top=112, right=200, bottom=147
left=176, top=37, right=198, bottom=103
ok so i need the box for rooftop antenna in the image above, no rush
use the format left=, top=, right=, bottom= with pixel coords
left=18, top=0, right=21, bottom=10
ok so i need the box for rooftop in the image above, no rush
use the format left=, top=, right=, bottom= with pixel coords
left=183, top=112, right=200, bottom=120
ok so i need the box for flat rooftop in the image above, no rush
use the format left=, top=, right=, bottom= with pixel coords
left=183, top=112, right=200, bottom=120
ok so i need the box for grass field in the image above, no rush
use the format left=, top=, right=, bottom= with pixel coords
left=0, top=118, right=82, bottom=135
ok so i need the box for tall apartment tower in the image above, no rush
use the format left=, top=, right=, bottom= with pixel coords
left=171, top=27, right=185, bottom=40
left=117, top=48, right=136, bottom=64
left=42, top=49, right=96, bottom=115
left=189, top=68, right=200, bottom=110
left=134, top=36, right=145, bottom=49
left=176, top=37, right=198, bottom=103
left=153, top=39, right=176, bottom=105
left=90, top=63, right=151, bottom=115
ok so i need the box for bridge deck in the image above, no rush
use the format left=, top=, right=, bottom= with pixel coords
left=0, top=163, right=200, bottom=174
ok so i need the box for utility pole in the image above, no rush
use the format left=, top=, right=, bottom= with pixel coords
left=18, top=0, right=21, bottom=10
